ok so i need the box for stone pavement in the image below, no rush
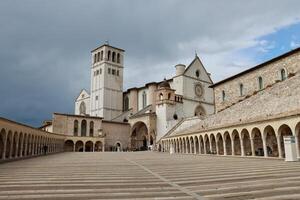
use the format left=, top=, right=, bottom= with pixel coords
left=0, top=152, right=300, bottom=200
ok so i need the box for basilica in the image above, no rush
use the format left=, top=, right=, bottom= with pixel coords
left=1, top=43, right=300, bottom=160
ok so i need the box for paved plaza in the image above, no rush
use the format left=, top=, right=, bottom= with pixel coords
left=0, top=152, right=300, bottom=200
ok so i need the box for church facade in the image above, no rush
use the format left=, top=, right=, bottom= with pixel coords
left=71, top=43, right=215, bottom=151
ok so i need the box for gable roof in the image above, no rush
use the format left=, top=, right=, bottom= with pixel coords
left=210, top=47, right=300, bottom=88
left=75, top=89, right=90, bottom=101
left=183, top=55, right=213, bottom=83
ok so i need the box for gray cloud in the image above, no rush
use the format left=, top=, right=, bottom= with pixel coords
left=0, top=0, right=300, bottom=126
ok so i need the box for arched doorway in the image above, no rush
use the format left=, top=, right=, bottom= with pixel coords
left=64, top=140, right=74, bottom=152
left=199, top=135, right=204, bottom=154
left=130, top=122, right=148, bottom=151
left=6, top=131, right=12, bottom=158
left=264, top=125, right=278, bottom=157
left=224, top=132, right=232, bottom=155
left=95, top=141, right=103, bottom=152
left=216, top=133, right=224, bottom=155
left=85, top=141, right=93, bottom=152
left=241, top=129, right=251, bottom=156
left=232, top=130, right=241, bottom=155
left=278, top=124, right=293, bottom=158
left=252, top=128, right=263, bottom=156
left=75, top=141, right=84, bottom=152
left=204, top=135, right=210, bottom=154
left=115, top=142, right=122, bottom=152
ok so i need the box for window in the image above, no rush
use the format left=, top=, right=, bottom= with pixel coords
left=100, top=51, right=103, bottom=60
left=95, top=96, right=98, bottom=100
left=112, top=52, right=116, bottom=62
left=100, top=68, right=102, bottom=74
left=222, top=90, right=225, bottom=101
left=108, top=68, right=111, bottom=74
left=96, top=70, right=99, bottom=75
left=142, top=91, right=147, bottom=108
left=108, top=50, right=111, bottom=61
left=117, top=53, right=120, bottom=63
left=173, top=114, right=178, bottom=120
left=94, top=54, right=97, bottom=64
left=168, top=93, right=171, bottom=99
left=239, top=83, right=244, bottom=96
left=159, top=93, right=163, bottom=100
left=97, top=52, right=100, bottom=62
left=74, top=120, right=78, bottom=136
left=81, top=120, right=87, bottom=137
left=117, top=70, right=119, bottom=76
left=195, top=70, right=200, bottom=78
left=281, top=69, right=287, bottom=81
left=258, top=76, right=263, bottom=90
left=112, top=69, right=116, bottom=75
left=89, top=121, right=94, bottom=137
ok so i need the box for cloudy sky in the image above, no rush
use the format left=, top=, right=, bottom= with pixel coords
left=0, top=0, right=300, bottom=127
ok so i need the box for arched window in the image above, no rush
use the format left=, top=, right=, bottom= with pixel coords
left=94, top=54, right=97, bottom=64
left=74, top=120, right=78, bottom=136
left=168, top=93, right=171, bottom=100
left=81, top=120, right=87, bottom=137
left=79, top=102, right=86, bottom=115
left=89, top=121, right=94, bottom=137
left=281, top=69, right=287, bottom=81
left=124, top=96, right=129, bottom=111
left=159, top=93, right=163, bottom=101
left=195, top=70, right=200, bottom=78
left=117, top=53, right=120, bottom=63
left=112, top=52, right=116, bottom=62
left=100, top=51, right=104, bottom=61
left=258, top=76, right=263, bottom=90
left=107, top=50, right=111, bottom=61
left=222, top=90, right=226, bottom=101
left=97, top=52, right=100, bottom=62
left=194, top=105, right=206, bottom=118
left=142, top=91, right=147, bottom=108
left=239, top=83, right=244, bottom=96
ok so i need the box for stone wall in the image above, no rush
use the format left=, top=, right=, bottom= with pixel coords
left=213, top=49, right=300, bottom=112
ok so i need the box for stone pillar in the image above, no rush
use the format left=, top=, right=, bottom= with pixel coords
left=240, top=138, right=245, bottom=157
left=231, top=138, right=235, bottom=156
left=194, top=140, right=197, bottom=154
left=2, top=134, right=7, bottom=160
left=102, top=143, right=105, bottom=152
left=204, top=141, right=207, bottom=154
left=216, top=140, right=219, bottom=155
left=295, top=134, right=300, bottom=158
left=262, top=136, right=268, bottom=158
left=73, top=143, right=76, bottom=152
left=209, top=139, right=212, bottom=154
left=9, top=137, right=13, bottom=159
left=15, top=137, right=19, bottom=158
left=277, top=136, right=283, bottom=158
left=198, top=138, right=202, bottom=154
left=20, top=136, right=24, bottom=158
left=189, top=142, right=192, bottom=154
left=92, top=143, right=95, bottom=152
left=83, top=143, right=85, bottom=152
left=223, top=140, right=227, bottom=155
left=250, top=138, right=255, bottom=156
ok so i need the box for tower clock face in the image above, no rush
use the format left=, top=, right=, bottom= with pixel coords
left=195, top=83, right=203, bottom=97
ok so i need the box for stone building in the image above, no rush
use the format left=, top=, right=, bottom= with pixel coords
left=160, top=47, right=300, bottom=159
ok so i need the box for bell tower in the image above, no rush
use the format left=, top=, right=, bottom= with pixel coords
left=90, top=43, right=124, bottom=120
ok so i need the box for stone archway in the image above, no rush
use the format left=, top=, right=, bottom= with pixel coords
left=264, top=125, right=278, bottom=157
left=199, top=135, right=204, bottom=154
left=224, top=132, right=232, bottom=155
left=216, top=133, right=224, bottom=155
left=75, top=140, right=84, bottom=152
left=195, top=136, right=199, bottom=154
left=252, top=128, right=263, bottom=156
left=131, top=122, right=149, bottom=151
left=210, top=134, right=216, bottom=154
left=232, top=130, right=241, bottom=156
left=278, top=124, right=293, bottom=158
left=204, top=134, right=210, bottom=154
left=241, top=129, right=251, bottom=156
left=0, top=129, right=6, bottom=159
left=64, top=140, right=74, bottom=152
left=85, top=141, right=93, bottom=152
left=6, top=131, right=12, bottom=158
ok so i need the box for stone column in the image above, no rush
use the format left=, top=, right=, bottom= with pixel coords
left=83, top=143, right=85, bottom=152
left=240, top=138, right=245, bottom=157
left=2, top=134, right=7, bottom=160
left=203, top=141, right=207, bottom=154
left=92, top=143, right=95, bottom=152
left=250, top=138, right=255, bottom=156
left=102, top=143, right=105, bottom=152
left=20, top=136, right=24, bottom=158
left=295, top=134, right=300, bottom=159
left=262, top=136, right=268, bottom=158
left=194, top=140, right=197, bottom=154
left=73, top=143, right=76, bottom=152
left=277, top=136, right=283, bottom=158
left=216, top=140, right=219, bottom=155
left=209, top=139, right=212, bottom=154
left=223, top=140, right=227, bottom=155
left=189, top=142, right=192, bottom=154
left=15, top=137, right=19, bottom=158
left=9, top=137, right=13, bottom=159
left=231, top=138, right=235, bottom=156
left=198, top=138, right=202, bottom=154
